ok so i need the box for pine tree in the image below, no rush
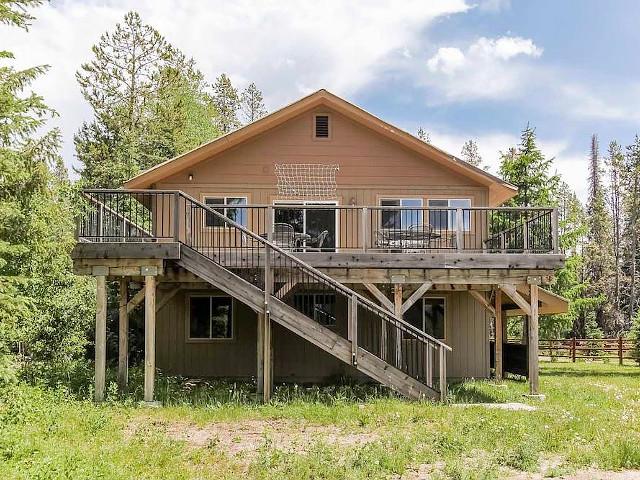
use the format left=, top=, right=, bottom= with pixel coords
left=461, top=139, right=483, bottom=168
left=212, top=73, right=240, bottom=134
left=417, top=127, right=430, bottom=143
left=583, top=134, right=613, bottom=332
left=75, top=11, right=218, bottom=186
left=499, top=124, right=559, bottom=207
left=240, top=83, right=267, bottom=124
left=606, top=141, right=625, bottom=315
left=623, top=135, right=640, bottom=326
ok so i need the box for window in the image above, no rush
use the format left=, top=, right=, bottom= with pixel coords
left=293, top=292, right=336, bottom=327
left=427, top=199, right=471, bottom=231
left=189, top=296, right=233, bottom=339
left=380, top=198, right=423, bottom=229
left=404, top=297, right=445, bottom=340
left=313, top=113, right=331, bottom=139
left=204, top=197, right=247, bottom=227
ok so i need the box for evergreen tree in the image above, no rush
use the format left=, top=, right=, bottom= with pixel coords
left=240, top=82, right=267, bottom=124
left=212, top=73, right=240, bottom=134
left=499, top=124, right=559, bottom=207
left=606, top=140, right=625, bottom=314
left=460, top=139, right=483, bottom=168
left=623, top=135, right=640, bottom=326
left=417, top=127, right=430, bottom=143
left=0, top=0, right=94, bottom=369
left=583, top=134, right=614, bottom=333
left=75, top=11, right=218, bottom=187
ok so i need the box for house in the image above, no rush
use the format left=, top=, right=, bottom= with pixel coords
left=72, top=89, right=567, bottom=403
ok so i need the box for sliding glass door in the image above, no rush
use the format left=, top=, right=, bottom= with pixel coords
left=274, top=201, right=337, bottom=251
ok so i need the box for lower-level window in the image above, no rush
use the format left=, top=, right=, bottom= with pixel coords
left=189, top=296, right=233, bottom=339
left=293, top=292, right=336, bottom=327
left=404, top=297, right=445, bottom=340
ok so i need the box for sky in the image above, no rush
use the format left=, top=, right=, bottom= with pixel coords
left=4, top=0, right=640, bottom=201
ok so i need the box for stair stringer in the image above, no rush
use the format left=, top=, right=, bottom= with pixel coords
left=177, top=247, right=439, bottom=400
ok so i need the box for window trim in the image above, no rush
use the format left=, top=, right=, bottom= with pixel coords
left=378, top=197, right=424, bottom=230
left=312, top=112, right=332, bottom=141
left=186, top=293, right=235, bottom=342
left=292, top=291, right=337, bottom=329
left=421, top=295, right=447, bottom=341
left=202, top=195, right=248, bottom=229
left=426, top=198, right=472, bottom=232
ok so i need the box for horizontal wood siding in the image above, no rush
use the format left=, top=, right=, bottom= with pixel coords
left=155, top=287, right=490, bottom=381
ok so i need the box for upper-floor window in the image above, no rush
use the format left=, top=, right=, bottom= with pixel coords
left=427, top=199, right=471, bottom=231
left=204, top=196, right=247, bottom=227
left=380, top=198, right=423, bottom=229
left=189, top=295, right=233, bottom=339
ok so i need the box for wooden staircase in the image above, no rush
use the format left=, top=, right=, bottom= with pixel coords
left=178, top=247, right=439, bottom=399
left=174, top=192, right=452, bottom=401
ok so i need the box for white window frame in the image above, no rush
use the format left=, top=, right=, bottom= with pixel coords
left=187, top=294, right=234, bottom=341
left=427, top=198, right=471, bottom=232
left=421, top=296, right=447, bottom=340
left=203, top=196, right=248, bottom=228
left=379, top=198, right=424, bottom=230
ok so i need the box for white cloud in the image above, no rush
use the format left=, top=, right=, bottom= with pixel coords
left=1, top=0, right=472, bottom=174
left=427, top=47, right=466, bottom=75
left=477, top=0, right=511, bottom=13
left=469, top=36, right=543, bottom=60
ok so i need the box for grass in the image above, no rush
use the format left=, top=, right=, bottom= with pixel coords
left=1, top=362, right=640, bottom=479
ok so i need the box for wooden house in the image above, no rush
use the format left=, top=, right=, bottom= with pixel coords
left=72, top=90, right=567, bottom=402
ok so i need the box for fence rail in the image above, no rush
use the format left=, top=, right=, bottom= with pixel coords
left=539, top=338, right=636, bottom=365
left=77, top=189, right=559, bottom=254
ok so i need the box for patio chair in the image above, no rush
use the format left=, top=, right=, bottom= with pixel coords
left=272, top=223, right=296, bottom=249
left=305, top=230, right=329, bottom=251
left=403, top=224, right=433, bottom=250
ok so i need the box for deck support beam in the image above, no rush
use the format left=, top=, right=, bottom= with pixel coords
left=401, top=281, right=433, bottom=315
left=94, top=274, right=107, bottom=402
left=394, top=284, right=403, bottom=368
left=256, top=313, right=264, bottom=395
left=118, top=278, right=129, bottom=393
left=494, top=289, right=503, bottom=382
left=362, top=283, right=394, bottom=312
left=528, top=283, right=540, bottom=395
left=144, top=275, right=156, bottom=403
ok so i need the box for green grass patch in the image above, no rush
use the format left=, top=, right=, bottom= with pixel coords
left=1, top=361, right=640, bottom=478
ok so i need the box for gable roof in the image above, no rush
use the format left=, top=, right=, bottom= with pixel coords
left=125, top=89, right=517, bottom=205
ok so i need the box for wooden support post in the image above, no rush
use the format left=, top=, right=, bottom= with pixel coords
left=266, top=207, right=274, bottom=242
left=94, top=275, right=107, bottom=402
left=494, top=289, right=503, bottom=382
left=439, top=346, right=447, bottom=402
left=349, top=294, right=358, bottom=365
left=118, top=278, right=129, bottom=393
left=144, top=275, right=156, bottom=403
left=456, top=208, right=463, bottom=252
left=552, top=207, right=559, bottom=254
left=256, top=313, right=264, bottom=395
left=361, top=207, right=369, bottom=251
left=394, top=283, right=403, bottom=368
left=401, top=281, right=433, bottom=315
left=571, top=337, right=576, bottom=362
left=173, top=192, right=180, bottom=242
left=262, top=312, right=272, bottom=403
left=528, top=283, right=539, bottom=395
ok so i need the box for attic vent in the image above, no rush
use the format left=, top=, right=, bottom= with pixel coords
left=315, top=115, right=330, bottom=138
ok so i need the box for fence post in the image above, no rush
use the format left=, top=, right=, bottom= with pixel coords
left=571, top=337, right=576, bottom=362
left=98, top=203, right=104, bottom=242
left=361, top=207, right=369, bottom=252
left=523, top=217, right=529, bottom=253
left=266, top=206, right=274, bottom=242
left=619, top=337, right=623, bottom=366
left=439, top=346, right=447, bottom=402
left=456, top=208, right=463, bottom=252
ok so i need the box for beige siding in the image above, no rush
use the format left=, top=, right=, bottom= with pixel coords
left=156, top=288, right=490, bottom=381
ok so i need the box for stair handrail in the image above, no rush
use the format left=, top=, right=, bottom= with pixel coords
left=176, top=190, right=452, bottom=352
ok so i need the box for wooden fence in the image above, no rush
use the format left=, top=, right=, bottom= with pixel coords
left=539, top=338, right=636, bottom=365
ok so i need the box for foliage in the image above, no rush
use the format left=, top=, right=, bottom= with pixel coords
left=416, top=127, right=430, bottom=143
left=240, top=82, right=267, bottom=124
left=460, top=139, right=483, bottom=168
left=499, top=124, right=560, bottom=207
left=0, top=1, right=95, bottom=370
left=212, top=72, right=240, bottom=133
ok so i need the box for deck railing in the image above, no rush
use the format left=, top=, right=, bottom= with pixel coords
left=77, top=190, right=559, bottom=254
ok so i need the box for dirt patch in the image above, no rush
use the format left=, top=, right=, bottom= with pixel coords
left=507, top=469, right=640, bottom=479
left=125, top=418, right=379, bottom=458
left=452, top=402, right=537, bottom=411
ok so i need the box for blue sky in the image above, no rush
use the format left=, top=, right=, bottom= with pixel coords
left=4, top=0, right=640, bottom=200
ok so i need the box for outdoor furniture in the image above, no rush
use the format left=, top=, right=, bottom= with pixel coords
left=272, top=223, right=296, bottom=249
left=374, top=225, right=437, bottom=250
left=305, top=230, right=329, bottom=251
